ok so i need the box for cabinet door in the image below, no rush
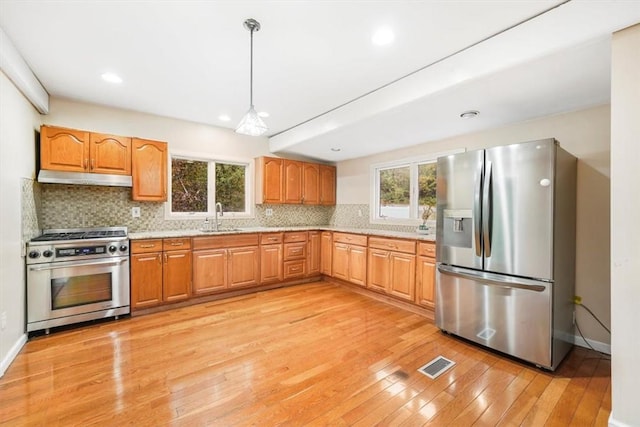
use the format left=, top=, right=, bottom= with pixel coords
left=40, top=126, right=90, bottom=172
left=89, top=133, right=131, bottom=175
left=349, top=245, right=367, bottom=287
left=193, top=249, right=227, bottom=295
left=260, top=244, right=283, bottom=283
left=367, top=249, right=389, bottom=292
left=319, top=165, right=336, bottom=206
left=228, top=246, right=260, bottom=288
left=258, top=157, right=284, bottom=204
left=163, top=249, right=192, bottom=302
left=332, top=243, right=349, bottom=281
left=320, top=232, right=332, bottom=275
left=302, top=163, right=320, bottom=205
left=283, top=159, right=303, bottom=204
left=389, top=253, right=416, bottom=301
left=307, top=231, right=321, bottom=276
left=416, top=256, right=436, bottom=308
left=132, top=138, right=167, bottom=201
left=131, top=252, right=163, bottom=309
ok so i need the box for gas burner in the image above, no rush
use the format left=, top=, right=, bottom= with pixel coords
left=31, top=227, right=127, bottom=242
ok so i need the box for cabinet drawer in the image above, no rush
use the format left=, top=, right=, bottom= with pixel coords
left=417, top=242, right=436, bottom=258
left=284, top=231, right=308, bottom=243
left=333, top=232, right=367, bottom=246
left=284, top=260, right=306, bottom=279
left=131, top=239, right=162, bottom=254
left=368, top=237, right=415, bottom=254
left=284, top=242, right=307, bottom=260
left=193, top=233, right=259, bottom=250
left=260, top=233, right=283, bottom=245
left=163, top=238, right=191, bottom=251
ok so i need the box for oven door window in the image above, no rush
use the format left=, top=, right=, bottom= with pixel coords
left=51, top=273, right=112, bottom=310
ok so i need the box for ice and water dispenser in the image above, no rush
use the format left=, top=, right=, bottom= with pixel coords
left=442, top=209, right=473, bottom=249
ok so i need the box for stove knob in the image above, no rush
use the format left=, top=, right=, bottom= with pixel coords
left=42, top=250, right=54, bottom=258
left=108, top=245, right=118, bottom=253
left=28, top=250, right=40, bottom=259
left=119, top=244, right=128, bottom=252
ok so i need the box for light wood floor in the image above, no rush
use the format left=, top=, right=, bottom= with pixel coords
left=1, top=281, right=610, bottom=426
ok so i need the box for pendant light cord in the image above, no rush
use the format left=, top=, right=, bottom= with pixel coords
left=249, top=26, right=254, bottom=108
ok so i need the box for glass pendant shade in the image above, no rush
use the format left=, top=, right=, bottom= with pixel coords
left=236, top=105, right=267, bottom=136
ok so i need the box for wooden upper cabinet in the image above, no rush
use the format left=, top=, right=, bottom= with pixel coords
left=40, top=126, right=132, bottom=175
left=256, top=157, right=284, bottom=204
left=89, top=133, right=131, bottom=175
left=284, top=160, right=303, bottom=204
left=319, top=165, right=336, bottom=205
left=132, top=138, right=167, bottom=201
left=302, top=163, right=320, bottom=205
left=40, top=126, right=90, bottom=172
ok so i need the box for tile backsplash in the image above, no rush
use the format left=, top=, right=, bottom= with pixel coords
left=24, top=184, right=428, bottom=235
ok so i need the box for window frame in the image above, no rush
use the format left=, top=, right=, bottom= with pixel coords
left=165, top=150, right=254, bottom=220
left=369, top=148, right=465, bottom=226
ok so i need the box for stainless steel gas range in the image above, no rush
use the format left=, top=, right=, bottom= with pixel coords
left=26, top=227, right=130, bottom=333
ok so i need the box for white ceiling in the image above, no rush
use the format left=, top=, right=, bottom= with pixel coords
left=1, top=1, right=639, bottom=162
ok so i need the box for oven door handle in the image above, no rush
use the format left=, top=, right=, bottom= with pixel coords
left=28, top=258, right=128, bottom=271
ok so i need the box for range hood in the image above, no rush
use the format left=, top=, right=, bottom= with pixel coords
left=37, top=170, right=132, bottom=187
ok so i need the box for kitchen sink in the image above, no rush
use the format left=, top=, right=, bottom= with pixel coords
left=199, top=227, right=243, bottom=233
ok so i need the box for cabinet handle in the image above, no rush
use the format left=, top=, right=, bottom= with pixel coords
left=91, top=159, right=95, bottom=170
left=84, top=159, right=89, bottom=170
left=170, top=242, right=183, bottom=246
left=164, top=253, right=168, bottom=263
left=267, top=237, right=278, bottom=241
left=140, top=244, right=156, bottom=248
left=157, top=254, right=162, bottom=264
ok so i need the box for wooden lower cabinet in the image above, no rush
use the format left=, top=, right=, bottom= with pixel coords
left=367, top=249, right=416, bottom=301
left=192, top=249, right=227, bottom=295
left=131, top=238, right=191, bottom=309
left=228, top=246, right=260, bottom=288
left=320, top=231, right=332, bottom=275
left=332, top=236, right=367, bottom=287
left=131, top=252, right=163, bottom=309
left=192, top=234, right=260, bottom=294
left=415, top=242, right=436, bottom=308
left=307, top=231, right=321, bottom=276
left=260, top=244, right=283, bottom=283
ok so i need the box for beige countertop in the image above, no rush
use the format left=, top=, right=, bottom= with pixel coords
left=129, top=226, right=436, bottom=242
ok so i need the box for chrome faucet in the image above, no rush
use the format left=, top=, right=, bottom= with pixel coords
left=214, top=202, right=223, bottom=231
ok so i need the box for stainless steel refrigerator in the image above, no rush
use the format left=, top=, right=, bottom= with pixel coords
left=435, top=138, right=577, bottom=370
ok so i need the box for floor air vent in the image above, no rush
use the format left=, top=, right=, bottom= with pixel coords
left=418, top=356, right=456, bottom=379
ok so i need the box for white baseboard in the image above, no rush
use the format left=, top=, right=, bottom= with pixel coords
left=573, top=333, right=611, bottom=355
left=609, top=413, right=635, bottom=427
left=0, top=333, right=27, bottom=378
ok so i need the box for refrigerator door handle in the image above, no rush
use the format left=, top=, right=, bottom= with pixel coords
left=482, top=161, right=493, bottom=257
left=438, top=264, right=547, bottom=292
left=473, top=162, right=483, bottom=257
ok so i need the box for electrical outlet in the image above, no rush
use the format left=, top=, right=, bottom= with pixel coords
left=1, top=311, right=6, bottom=330
left=131, top=207, right=141, bottom=218
left=265, top=208, right=273, bottom=217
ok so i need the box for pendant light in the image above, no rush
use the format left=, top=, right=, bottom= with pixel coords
left=236, top=18, right=268, bottom=136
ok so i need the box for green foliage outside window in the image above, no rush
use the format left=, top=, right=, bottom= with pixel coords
left=379, top=166, right=410, bottom=205
left=172, top=159, right=208, bottom=212
left=215, top=163, right=246, bottom=212
left=418, top=163, right=437, bottom=221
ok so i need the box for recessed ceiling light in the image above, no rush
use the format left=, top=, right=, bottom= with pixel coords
left=101, top=72, right=123, bottom=84
left=258, top=111, right=270, bottom=118
left=460, top=110, right=480, bottom=119
left=331, top=148, right=341, bottom=152
left=218, top=114, right=231, bottom=122
left=372, top=27, right=395, bottom=46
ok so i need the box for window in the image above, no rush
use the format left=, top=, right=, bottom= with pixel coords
left=167, top=153, right=252, bottom=218
left=371, top=149, right=463, bottom=225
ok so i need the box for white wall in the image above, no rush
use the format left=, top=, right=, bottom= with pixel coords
left=337, top=104, right=611, bottom=348
left=610, top=23, right=640, bottom=427
left=45, top=98, right=273, bottom=161
left=0, top=71, right=41, bottom=375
